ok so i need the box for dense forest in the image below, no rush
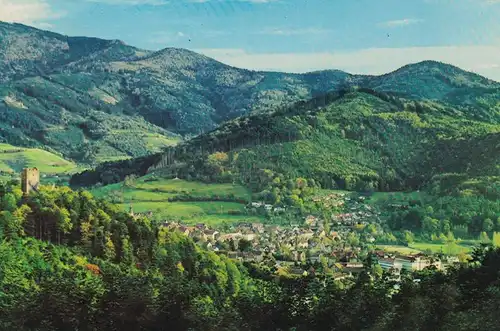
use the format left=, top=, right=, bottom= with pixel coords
left=71, top=88, right=500, bottom=197
left=2, top=180, right=500, bottom=331
left=371, top=174, right=500, bottom=241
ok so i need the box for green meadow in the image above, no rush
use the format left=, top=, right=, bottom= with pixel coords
left=0, top=143, right=78, bottom=174
left=377, top=242, right=472, bottom=256
left=376, top=245, right=422, bottom=255
left=92, top=176, right=263, bottom=226
left=410, top=242, right=472, bottom=254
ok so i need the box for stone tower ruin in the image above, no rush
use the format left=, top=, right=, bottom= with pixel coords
left=21, top=167, right=40, bottom=195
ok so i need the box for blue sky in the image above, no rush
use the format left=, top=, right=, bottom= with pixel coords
left=1, top=0, right=499, bottom=80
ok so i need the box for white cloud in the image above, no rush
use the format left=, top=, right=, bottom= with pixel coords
left=195, top=45, right=500, bottom=82
left=187, top=0, right=279, bottom=3
left=259, top=27, right=333, bottom=36
left=240, top=0, right=278, bottom=2
left=149, top=29, right=227, bottom=45
left=87, top=0, right=277, bottom=4
left=0, top=0, right=63, bottom=25
left=85, top=0, right=169, bottom=5
left=33, top=22, right=55, bottom=29
left=379, top=18, right=423, bottom=28
left=426, top=0, right=500, bottom=7
left=149, top=31, right=189, bottom=44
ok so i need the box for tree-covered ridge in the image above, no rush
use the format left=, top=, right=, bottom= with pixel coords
left=72, top=89, right=500, bottom=200
left=0, top=72, right=181, bottom=164
left=2, top=180, right=500, bottom=330
left=1, top=22, right=499, bottom=164
left=0, top=22, right=150, bottom=83
left=0, top=180, right=253, bottom=330
left=371, top=174, right=500, bottom=240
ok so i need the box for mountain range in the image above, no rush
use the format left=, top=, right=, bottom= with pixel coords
left=1, top=21, right=499, bottom=166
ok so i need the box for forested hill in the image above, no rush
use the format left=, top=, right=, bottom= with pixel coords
left=2, top=180, right=500, bottom=331
left=71, top=88, right=500, bottom=195
left=1, top=22, right=499, bottom=164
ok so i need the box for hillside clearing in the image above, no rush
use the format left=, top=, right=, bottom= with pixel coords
left=91, top=176, right=259, bottom=226
left=0, top=143, right=77, bottom=174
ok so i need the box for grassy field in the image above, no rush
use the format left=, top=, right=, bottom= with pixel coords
left=377, top=245, right=422, bottom=254
left=93, top=176, right=252, bottom=200
left=377, top=242, right=473, bottom=256
left=0, top=143, right=78, bottom=174
left=92, top=176, right=263, bottom=226
left=119, top=201, right=263, bottom=226
left=410, top=242, right=472, bottom=254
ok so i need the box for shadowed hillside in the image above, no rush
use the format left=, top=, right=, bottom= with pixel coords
left=1, top=22, right=499, bottom=164
left=70, top=88, right=500, bottom=197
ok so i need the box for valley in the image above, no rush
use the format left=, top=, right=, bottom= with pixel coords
left=72, top=87, right=499, bottom=256
left=0, top=18, right=499, bottom=331
left=88, top=172, right=484, bottom=261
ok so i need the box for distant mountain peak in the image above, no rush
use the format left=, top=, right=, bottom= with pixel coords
left=144, top=47, right=220, bottom=63
left=385, top=60, right=463, bottom=75
left=388, top=60, right=498, bottom=85
left=0, top=22, right=498, bottom=165
left=359, top=59, right=500, bottom=101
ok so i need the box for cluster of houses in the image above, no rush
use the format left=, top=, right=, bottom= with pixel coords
left=334, top=206, right=379, bottom=226
left=375, top=250, right=460, bottom=275
left=312, top=192, right=346, bottom=209
left=309, top=192, right=382, bottom=227
left=376, top=252, right=443, bottom=272
left=162, top=219, right=350, bottom=258
left=158, top=216, right=462, bottom=280
left=161, top=217, right=365, bottom=278
left=248, top=202, right=286, bottom=213
left=154, top=194, right=378, bottom=277
left=153, top=192, right=460, bottom=279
